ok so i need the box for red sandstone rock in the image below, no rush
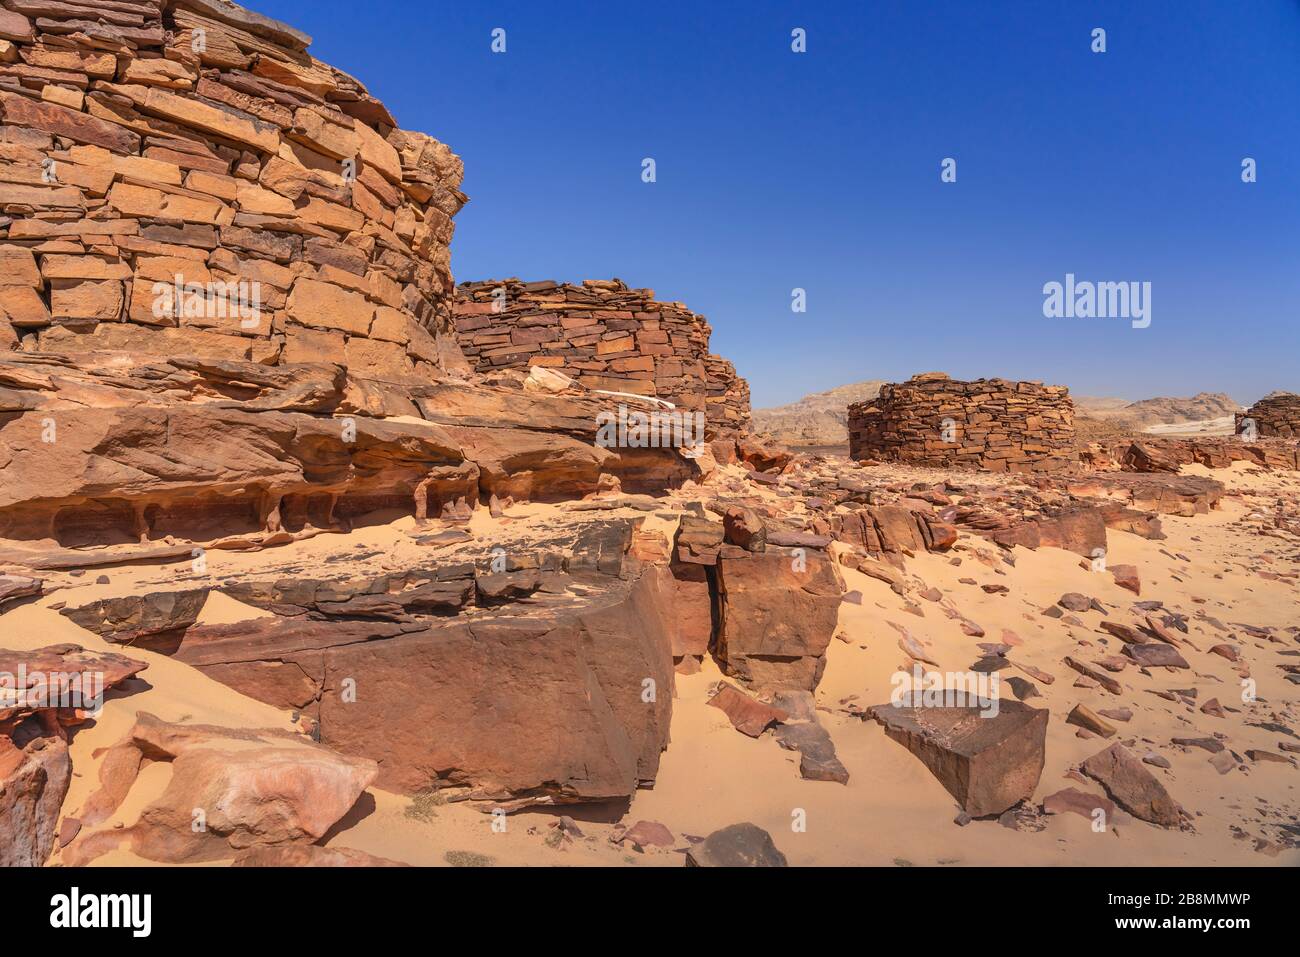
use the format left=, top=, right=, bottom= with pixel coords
left=708, top=682, right=788, bottom=737
left=715, top=547, right=843, bottom=692
left=64, top=713, right=377, bottom=865
left=1080, top=743, right=1181, bottom=828
left=870, top=700, right=1049, bottom=818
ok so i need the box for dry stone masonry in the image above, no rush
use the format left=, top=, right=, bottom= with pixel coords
left=1237, top=392, right=1300, bottom=439
left=0, top=0, right=468, bottom=397
left=454, top=278, right=751, bottom=434
left=848, top=372, right=1075, bottom=472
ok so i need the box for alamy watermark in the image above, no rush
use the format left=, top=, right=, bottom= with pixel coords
left=890, top=665, right=1000, bottom=717
left=0, top=666, right=106, bottom=716
left=152, top=275, right=263, bottom=329
left=1042, top=273, right=1150, bottom=328
left=595, top=404, right=706, bottom=449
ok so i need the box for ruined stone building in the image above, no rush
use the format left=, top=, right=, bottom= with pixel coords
left=454, top=279, right=751, bottom=435
left=1237, top=392, right=1300, bottom=439
left=847, top=372, right=1075, bottom=472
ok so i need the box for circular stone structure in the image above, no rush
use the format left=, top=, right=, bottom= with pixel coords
left=847, top=372, right=1075, bottom=472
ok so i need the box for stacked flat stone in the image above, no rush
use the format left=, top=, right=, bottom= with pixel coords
left=454, top=278, right=751, bottom=432
left=848, top=372, right=1075, bottom=472
left=0, top=0, right=466, bottom=392
left=1237, top=392, right=1300, bottom=439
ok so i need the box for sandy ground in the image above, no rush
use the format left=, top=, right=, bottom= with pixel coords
left=1143, top=416, right=1237, bottom=436
left=13, top=461, right=1298, bottom=867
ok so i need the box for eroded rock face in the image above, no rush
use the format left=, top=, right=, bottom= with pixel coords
left=64, top=713, right=378, bottom=865
left=870, top=701, right=1048, bottom=817
left=0, top=354, right=708, bottom=552
left=154, top=521, right=677, bottom=805
left=0, top=643, right=147, bottom=865
left=0, top=733, right=70, bottom=867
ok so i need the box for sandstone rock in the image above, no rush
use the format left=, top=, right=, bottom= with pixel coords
left=0, top=734, right=70, bottom=867
left=615, top=820, right=675, bottom=849
left=0, top=643, right=147, bottom=865
left=1123, top=643, right=1189, bottom=669
left=774, top=720, right=850, bottom=784
left=0, top=573, right=40, bottom=606
left=870, top=700, right=1048, bottom=817
left=64, top=713, right=377, bottom=864
left=708, top=681, right=788, bottom=737
left=1067, top=704, right=1116, bottom=738
left=172, top=558, right=675, bottom=804
left=1110, top=563, right=1141, bottom=595
left=1042, top=787, right=1115, bottom=821
left=1080, top=743, right=1181, bottom=828
left=715, top=547, right=842, bottom=692
left=684, top=823, right=788, bottom=867
left=723, top=506, right=767, bottom=551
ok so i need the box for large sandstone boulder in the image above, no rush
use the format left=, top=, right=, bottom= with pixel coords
left=870, top=701, right=1048, bottom=817
left=166, top=551, right=676, bottom=804
left=715, top=547, right=843, bottom=692
left=1081, top=743, right=1181, bottom=828
left=64, top=713, right=378, bottom=865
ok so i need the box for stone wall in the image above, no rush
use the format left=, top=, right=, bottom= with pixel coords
left=0, top=0, right=467, bottom=391
left=848, top=372, right=1075, bottom=472
left=1237, top=392, right=1300, bottom=439
left=454, top=279, right=751, bottom=434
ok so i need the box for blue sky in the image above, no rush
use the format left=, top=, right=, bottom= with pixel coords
left=257, top=0, right=1299, bottom=407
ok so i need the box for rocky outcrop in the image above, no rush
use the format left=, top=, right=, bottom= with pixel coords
left=669, top=513, right=842, bottom=692
left=63, top=712, right=377, bottom=864
left=0, top=643, right=147, bottom=866
left=1095, top=437, right=1300, bottom=472
left=0, top=352, right=708, bottom=552
left=848, top=372, right=1075, bottom=472
left=454, top=279, right=750, bottom=435
left=109, top=518, right=680, bottom=805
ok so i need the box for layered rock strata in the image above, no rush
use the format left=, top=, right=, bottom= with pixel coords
left=60, top=518, right=680, bottom=805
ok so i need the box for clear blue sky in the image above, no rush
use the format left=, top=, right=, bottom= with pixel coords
left=257, top=0, right=1299, bottom=408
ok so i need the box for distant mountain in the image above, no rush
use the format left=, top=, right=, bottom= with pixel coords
left=752, top=380, right=886, bottom=448
left=1074, top=392, right=1243, bottom=437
